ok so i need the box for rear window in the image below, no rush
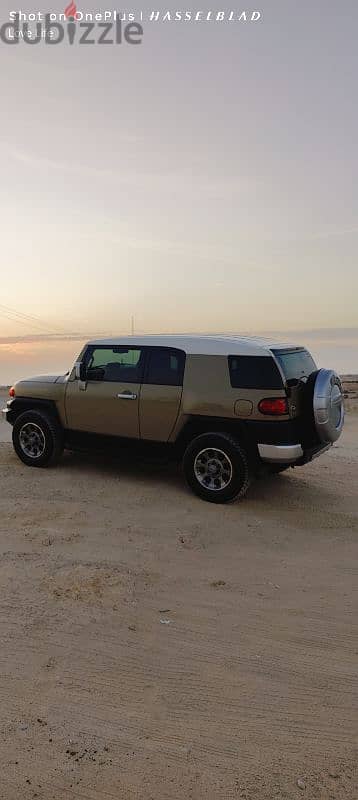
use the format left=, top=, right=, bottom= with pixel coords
left=272, top=349, right=316, bottom=381
left=145, top=348, right=186, bottom=386
left=228, top=356, right=283, bottom=389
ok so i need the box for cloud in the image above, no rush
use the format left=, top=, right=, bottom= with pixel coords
left=0, top=332, right=105, bottom=345
left=305, top=227, right=358, bottom=241
left=8, top=147, right=118, bottom=181
left=7, top=145, right=261, bottom=200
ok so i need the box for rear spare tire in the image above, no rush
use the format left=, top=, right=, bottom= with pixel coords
left=305, top=369, right=344, bottom=444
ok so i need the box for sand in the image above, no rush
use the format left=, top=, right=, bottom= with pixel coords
left=0, top=391, right=357, bottom=799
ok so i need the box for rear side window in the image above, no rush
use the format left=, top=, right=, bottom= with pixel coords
left=272, top=349, right=316, bottom=381
left=145, top=348, right=186, bottom=386
left=228, top=355, right=283, bottom=389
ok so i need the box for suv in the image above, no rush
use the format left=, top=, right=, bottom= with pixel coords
left=3, top=335, right=344, bottom=503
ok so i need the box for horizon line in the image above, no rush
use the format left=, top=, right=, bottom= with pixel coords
left=1, top=326, right=358, bottom=346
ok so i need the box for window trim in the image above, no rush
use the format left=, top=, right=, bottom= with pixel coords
left=81, top=344, right=187, bottom=386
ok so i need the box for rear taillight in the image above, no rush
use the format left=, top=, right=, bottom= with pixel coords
left=258, top=397, right=288, bottom=416
left=9, top=386, right=15, bottom=398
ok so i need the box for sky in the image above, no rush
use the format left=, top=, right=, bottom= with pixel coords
left=0, top=0, right=357, bottom=382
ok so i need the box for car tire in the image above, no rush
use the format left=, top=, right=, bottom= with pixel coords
left=183, top=432, right=250, bottom=504
left=312, top=369, right=344, bottom=443
left=304, top=369, right=344, bottom=445
left=12, top=410, right=64, bottom=468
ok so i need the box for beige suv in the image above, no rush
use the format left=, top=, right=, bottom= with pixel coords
left=3, top=335, right=344, bottom=503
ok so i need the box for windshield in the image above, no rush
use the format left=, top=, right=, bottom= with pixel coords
left=272, top=348, right=316, bottom=382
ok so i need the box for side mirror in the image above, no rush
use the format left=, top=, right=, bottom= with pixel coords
left=75, top=361, right=87, bottom=381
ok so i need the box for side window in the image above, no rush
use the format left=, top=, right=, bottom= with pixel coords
left=145, top=348, right=186, bottom=386
left=228, top=355, right=283, bottom=389
left=84, top=346, right=145, bottom=383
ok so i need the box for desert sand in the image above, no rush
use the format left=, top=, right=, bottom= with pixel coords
left=0, top=389, right=357, bottom=799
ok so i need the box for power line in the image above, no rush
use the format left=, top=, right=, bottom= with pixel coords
left=0, top=309, right=57, bottom=334
left=0, top=302, right=66, bottom=331
left=0, top=303, right=67, bottom=334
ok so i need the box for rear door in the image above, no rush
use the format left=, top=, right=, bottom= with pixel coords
left=65, top=345, right=145, bottom=438
left=139, top=348, right=186, bottom=441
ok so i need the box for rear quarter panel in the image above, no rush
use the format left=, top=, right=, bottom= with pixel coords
left=170, top=354, right=290, bottom=440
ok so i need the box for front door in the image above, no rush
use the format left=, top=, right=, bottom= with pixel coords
left=65, top=345, right=145, bottom=438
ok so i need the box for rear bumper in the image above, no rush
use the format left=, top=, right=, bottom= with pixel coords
left=258, top=443, right=303, bottom=463
left=258, top=441, right=331, bottom=465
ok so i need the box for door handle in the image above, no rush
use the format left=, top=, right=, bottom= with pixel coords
left=117, top=392, right=137, bottom=400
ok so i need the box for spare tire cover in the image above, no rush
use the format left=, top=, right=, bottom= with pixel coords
left=313, top=369, right=344, bottom=443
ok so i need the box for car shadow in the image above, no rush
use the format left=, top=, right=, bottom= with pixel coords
left=57, top=449, right=342, bottom=514
left=60, top=447, right=183, bottom=489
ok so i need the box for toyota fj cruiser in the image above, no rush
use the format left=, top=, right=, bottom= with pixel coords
left=3, top=335, right=344, bottom=503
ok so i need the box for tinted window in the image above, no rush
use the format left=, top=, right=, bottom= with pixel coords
left=145, top=348, right=185, bottom=386
left=228, top=355, right=283, bottom=389
left=272, top=349, right=316, bottom=381
left=84, top=346, right=145, bottom=383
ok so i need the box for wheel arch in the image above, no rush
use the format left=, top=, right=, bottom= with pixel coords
left=7, top=397, right=62, bottom=427
left=174, top=415, right=256, bottom=460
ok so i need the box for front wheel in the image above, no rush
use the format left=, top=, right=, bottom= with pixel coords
left=183, top=432, right=250, bottom=504
left=12, top=410, right=64, bottom=468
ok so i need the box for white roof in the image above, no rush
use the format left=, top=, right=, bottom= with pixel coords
left=87, top=334, right=300, bottom=356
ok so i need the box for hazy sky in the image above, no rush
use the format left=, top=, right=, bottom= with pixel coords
left=0, top=0, right=357, bottom=381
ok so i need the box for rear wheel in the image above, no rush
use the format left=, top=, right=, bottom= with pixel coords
left=183, top=432, right=250, bottom=503
left=12, top=410, right=64, bottom=467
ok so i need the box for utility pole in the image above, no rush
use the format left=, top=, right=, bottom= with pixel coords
left=131, top=315, right=135, bottom=335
